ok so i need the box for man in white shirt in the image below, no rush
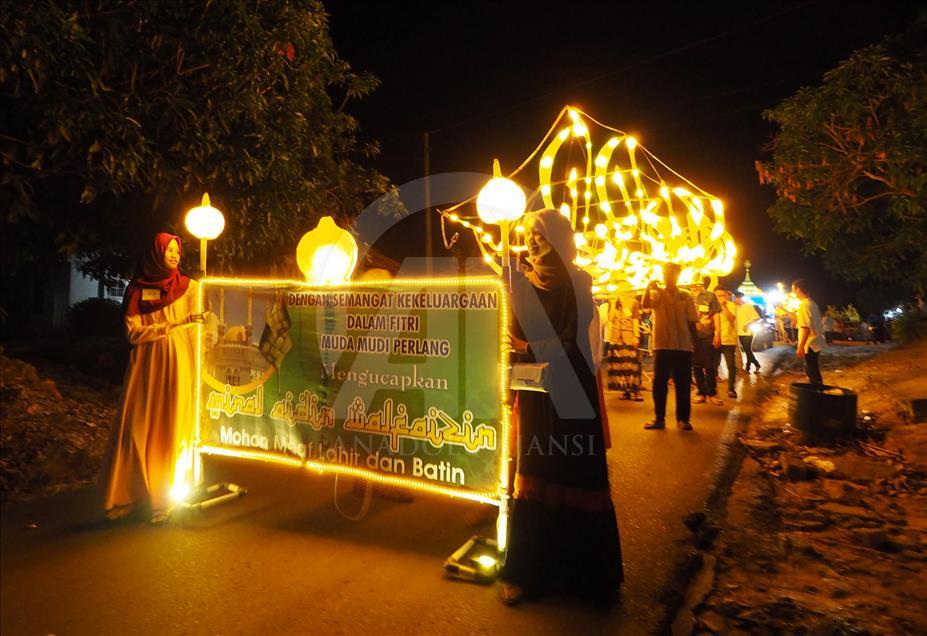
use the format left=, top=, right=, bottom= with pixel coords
left=792, top=279, right=826, bottom=388
left=733, top=291, right=762, bottom=373
left=641, top=262, right=698, bottom=431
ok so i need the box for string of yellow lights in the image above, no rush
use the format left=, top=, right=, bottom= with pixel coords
left=190, top=276, right=513, bottom=532
left=440, top=105, right=737, bottom=293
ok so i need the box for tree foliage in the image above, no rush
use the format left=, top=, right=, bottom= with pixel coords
left=1, top=0, right=389, bottom=278
left=756, top=25, right=927, bottom=294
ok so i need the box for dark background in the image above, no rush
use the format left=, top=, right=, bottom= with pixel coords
left=327, top=0, right=920, bottom=311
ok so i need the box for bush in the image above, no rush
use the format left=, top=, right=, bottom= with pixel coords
left=890, top=307, right=927, bottom=343
left=67, top=298, right=123, bottom=339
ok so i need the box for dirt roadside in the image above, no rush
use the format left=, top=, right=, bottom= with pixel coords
left=0, top=354, right=118, bottom=503
left=675, top=341, right=927, bottom=635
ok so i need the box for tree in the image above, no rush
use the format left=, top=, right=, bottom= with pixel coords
left=1, top=0, right=389, bottom=279
left=756, top=23, right=927, bottom=295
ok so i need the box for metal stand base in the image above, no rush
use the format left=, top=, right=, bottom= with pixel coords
left=176, top=481, right=247, bottom=511
left=444, top=535, right=501, bottom=584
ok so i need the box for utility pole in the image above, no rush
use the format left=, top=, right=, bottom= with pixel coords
left=424, top=132, right=432, bottom=276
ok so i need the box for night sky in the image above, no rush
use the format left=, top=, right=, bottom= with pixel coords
left=328, top=1, right=919, bottom=310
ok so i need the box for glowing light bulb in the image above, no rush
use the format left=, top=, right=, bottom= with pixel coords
left=170, top=482, right=191, bottom=503
left=184, top=193, right=225, bottom=240
left=476, top=161, right=527, bottom=224
left=309, top=245, right=353, bottom=284
left=296, top=216, right=358, bottom=284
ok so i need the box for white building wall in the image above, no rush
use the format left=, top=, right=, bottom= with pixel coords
left=67, top=259, right=127, bottom=306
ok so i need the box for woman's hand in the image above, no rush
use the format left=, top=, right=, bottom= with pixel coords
left=506, top=333, right=529, bottom=354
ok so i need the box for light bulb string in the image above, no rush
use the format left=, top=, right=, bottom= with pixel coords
left=436, top=106, right=735, bottom=286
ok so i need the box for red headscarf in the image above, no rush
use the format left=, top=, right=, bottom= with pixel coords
left=123, top=233, right=191, bottom=316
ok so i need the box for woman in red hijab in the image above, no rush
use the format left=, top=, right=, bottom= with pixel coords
left=101, top=233, right=203, bottom=524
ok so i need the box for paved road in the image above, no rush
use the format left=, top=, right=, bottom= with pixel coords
left=1, top=352, right=776, bottom=635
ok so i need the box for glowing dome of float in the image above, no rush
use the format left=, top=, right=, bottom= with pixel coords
left=441, top=106, right=738, bottom=293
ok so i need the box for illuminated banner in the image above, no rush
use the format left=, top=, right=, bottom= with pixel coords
left=195, top=278, right=509, bottom=503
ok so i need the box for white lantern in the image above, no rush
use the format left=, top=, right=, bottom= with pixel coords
left=184, top=193, right=225, bottom=274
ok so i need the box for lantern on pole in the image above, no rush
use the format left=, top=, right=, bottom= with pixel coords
left=476, top=159, right=527, bottom=277
left=184, top=193, right=226, bottom=275
left=296, top=216, right=358, bottom=284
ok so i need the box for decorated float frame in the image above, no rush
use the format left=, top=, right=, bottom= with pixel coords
left=190, top=275, right=513, bottom=545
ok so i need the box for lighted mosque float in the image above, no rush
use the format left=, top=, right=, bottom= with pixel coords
left=737, top=260, right=766, bottom=308
left=442, top=106, right=738, bottom=293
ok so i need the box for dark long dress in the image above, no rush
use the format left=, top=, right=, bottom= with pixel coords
left=502, top=268, right=624, bottom=599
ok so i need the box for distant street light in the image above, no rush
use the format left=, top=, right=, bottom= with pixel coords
left=184, top=193, right=226, bottom=275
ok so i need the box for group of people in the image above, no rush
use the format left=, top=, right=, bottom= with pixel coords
left=104, top=211, right=828, bottom=611
left=601, top=271, right=765, bottom=430
left=821, top=311, right=890, bottom=344
left=639, top=270, right=825, bottom=430
left=101, top=217, right=625, bottom=608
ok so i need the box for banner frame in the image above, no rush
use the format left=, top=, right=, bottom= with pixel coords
left=190, top=275, right=512, bottom=543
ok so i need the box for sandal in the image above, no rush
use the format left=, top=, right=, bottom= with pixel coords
left=643, top=420, right=665, bottom=430
left=632, top=393, right=644, bottom=402
left=500, top=582, right=524, bottom=606
left=149, top=509, right=172, bottom=527
left=105, top=503, right=135, bottom=521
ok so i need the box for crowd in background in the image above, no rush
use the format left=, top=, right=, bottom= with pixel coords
left=598, top=276, right=765, bottom=410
